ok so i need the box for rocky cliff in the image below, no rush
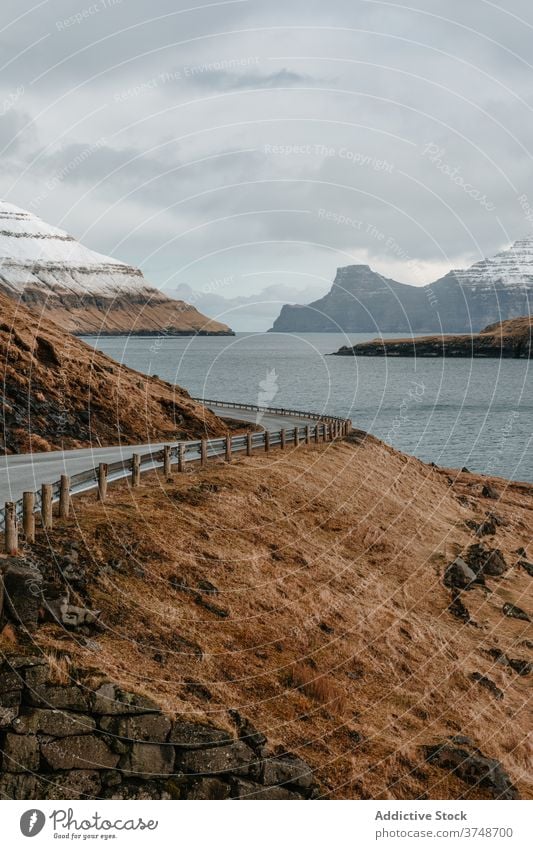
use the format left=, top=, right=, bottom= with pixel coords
left=334, top=316, right=533, bottom=358
left=0, top=290, right=227, bottom=453
left=271, top=237, right=533, bottom=333
left=0, top=201, right=233, bottom=336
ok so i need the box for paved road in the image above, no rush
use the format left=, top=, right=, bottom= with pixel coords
left=0, top=405, right=321, bottom=505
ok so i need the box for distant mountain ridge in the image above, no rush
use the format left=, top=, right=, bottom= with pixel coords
left=270, top=238, right=533, bottom=333
left=0, top=200, right=233, bottom=336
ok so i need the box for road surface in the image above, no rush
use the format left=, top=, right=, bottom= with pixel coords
left=0, top=404, right=322, bottom=505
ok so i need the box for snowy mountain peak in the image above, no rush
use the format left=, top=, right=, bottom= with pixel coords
left=451, top=235, right=533, bottom=287
left=0, top=199, right=147, bottom=297
left=0, top=200, right=233, bottom=336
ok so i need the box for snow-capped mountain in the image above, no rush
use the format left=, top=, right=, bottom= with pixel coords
left=451, top=237, right=533, bottom=289
left=0, top=201, right=233, bottom=336
left=271, top=237, right=533, bottom=333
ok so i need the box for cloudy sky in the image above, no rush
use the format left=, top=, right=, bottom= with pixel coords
left=1, top=0, right=532, bottom=311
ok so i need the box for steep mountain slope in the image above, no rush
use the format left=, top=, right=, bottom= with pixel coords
left=271, top=265, right=430, bottom=333
left=335, top=316, right=533, bottom=358
left=21, top=434, right=533, bottom=800
left=271, top=238, right=533, bottom=333
left=0, top=291, right=227, bottom=453
left=0, top=201, right=233, bottom=336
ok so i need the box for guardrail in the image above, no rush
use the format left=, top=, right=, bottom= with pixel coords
left=1, top=401, right=351, bottom=553
left=193, top=397, right=342, bottom=423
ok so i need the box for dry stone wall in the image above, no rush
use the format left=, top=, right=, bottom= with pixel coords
left=0, top=655, right=318, bottom=800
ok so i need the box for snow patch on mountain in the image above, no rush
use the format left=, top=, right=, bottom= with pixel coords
left=0, top=200, right=149, bottom=296
left=451, top=237, right=533, bottom=290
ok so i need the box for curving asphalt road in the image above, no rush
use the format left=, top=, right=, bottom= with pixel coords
left=0, top=404, right=321, bottom=505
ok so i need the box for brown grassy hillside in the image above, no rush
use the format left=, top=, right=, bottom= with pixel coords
left=17, top=434, right=533, bottom=800
left=0, top=292, right=226, bottom=453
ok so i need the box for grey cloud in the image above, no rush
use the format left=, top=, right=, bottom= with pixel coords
left=0, top=0, right=532, bottom=310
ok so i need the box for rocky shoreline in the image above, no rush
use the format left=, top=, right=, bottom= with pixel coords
left=334, top=316, right=532, bottom=358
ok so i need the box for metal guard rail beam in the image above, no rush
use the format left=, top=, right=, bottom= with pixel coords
left=1, top=402, right=351, bottom=536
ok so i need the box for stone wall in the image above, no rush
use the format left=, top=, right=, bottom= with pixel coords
left=0, top=655, right=317, bottom=800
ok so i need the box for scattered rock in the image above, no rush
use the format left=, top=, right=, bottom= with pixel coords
left=517, top=559, right=533, bottom=577
left=194, top=595, right=229, bottom=618
left=44, top=595, right=101, bottom=629
left=502, top=603, right=530, bottom=622
left=486, top=649, right=531, bottom=677
left=424, top=741, right=518, bottom=799
left=470, top=672, right=503, bottom=700
left=2, top=559, right=43, bottom=630
left=184, top=680, right=212, bottom=702
left=197, top=579, right=219, bottom=596
left=443, top=558, right=478, bottom=590
left=481, top=483, right=500, bottom=500
left=448, top=595, right=471, bottom=623
left=465, top=544, right=508, bottom=577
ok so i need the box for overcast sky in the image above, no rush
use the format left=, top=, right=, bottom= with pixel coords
left=1, top=0, right=532, bottom=304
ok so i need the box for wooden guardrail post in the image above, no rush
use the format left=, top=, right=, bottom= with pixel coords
left=163, top=446, right=171, bottom=477
left=97, top=464, right=107, bottom=502
left=265, top=431, right=270, bottom=453
left=41, top=483, right=53, bottom=530
left=323, top=424, right=328, bottom=443
left=305, top=425, right=310, bottom=445
left=225, top=435, right=232, bottom=463
left=178, top=443, right=185, bottom=472
left=200, top=439, right=207, bottom=467
left=22, top=491, right=35, bottom=543
left=4, top=502, right=18, bottom=554
left=60, top=475, right=71, bottom=517
left=314, top=424, right=319, bottom=444
left=280, top=428, right=286, bottom=450
left=132, top=454, right=141, bottom=488
left=294, top=426, right=299, bottom=447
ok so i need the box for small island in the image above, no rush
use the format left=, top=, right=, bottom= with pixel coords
left=334, top=316, right=532, bottom=359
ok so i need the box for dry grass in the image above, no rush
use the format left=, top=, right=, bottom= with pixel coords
left=24, top=433, right=533, bottom=799
left=0, top=291, right=228, bottom=452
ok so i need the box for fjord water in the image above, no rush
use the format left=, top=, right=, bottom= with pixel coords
left=84, top=333, right=533, bottom=482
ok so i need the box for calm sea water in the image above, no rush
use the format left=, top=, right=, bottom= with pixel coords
left=83, top=332, right=533, bottom=482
